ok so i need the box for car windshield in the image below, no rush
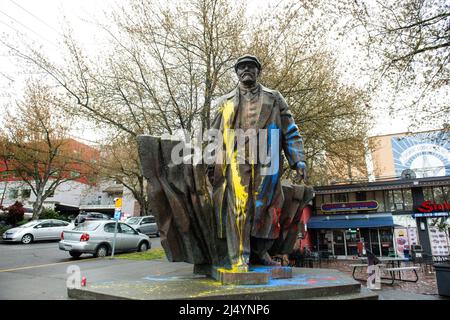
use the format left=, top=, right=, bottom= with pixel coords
left=18, top=221, right=40, bottom=228
left=74, top=221, right=101, bottom=231
left=126, top=217, right=140, bottom=224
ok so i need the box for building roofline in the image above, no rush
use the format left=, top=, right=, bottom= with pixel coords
left=314, top=176, right=450, bottom=194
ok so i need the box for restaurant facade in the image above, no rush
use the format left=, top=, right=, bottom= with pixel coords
left=305, top=177, right=449, bottom=258
left=302, top=130, right=450, bottom=258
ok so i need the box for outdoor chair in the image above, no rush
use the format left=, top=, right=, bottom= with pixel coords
left=302, top=251, right=320, bottom=268
left=433, top=255, right=449, bottom=263
left=319, top=250, right=337, bottom=266
left=421, top=253, right=434, bottom=274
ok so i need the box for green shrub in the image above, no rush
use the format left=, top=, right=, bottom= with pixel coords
left=39, top=208, right=70, bottom=221
left=0, top=225, right=11, bottom=236
left=16, top=220, right=30, bottom=226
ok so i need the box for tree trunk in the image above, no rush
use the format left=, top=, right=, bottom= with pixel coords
left=32, top=193, right=44, bottom=220
left=0, top=181, right=7, bottom=207
left=138, top=195, right=150, bottom=216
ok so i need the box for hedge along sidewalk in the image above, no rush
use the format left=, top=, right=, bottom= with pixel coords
left=111, top=248, right=166, bottom=261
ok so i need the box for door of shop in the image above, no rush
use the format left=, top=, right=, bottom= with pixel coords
left=380, top=228, right=394, bottom=256
left=360, top=229, right=371, bottom=255
left=345, top=229, right=361, bottom=256
left=370, top=229, right=381, bottom=256
left=333, top=230, right=346, bottom=255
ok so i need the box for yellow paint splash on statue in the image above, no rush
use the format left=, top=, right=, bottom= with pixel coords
left=221, top=100, right=249, bottom=272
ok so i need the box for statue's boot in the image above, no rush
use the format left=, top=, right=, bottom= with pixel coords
left=260, top=252, right=281, bottom=266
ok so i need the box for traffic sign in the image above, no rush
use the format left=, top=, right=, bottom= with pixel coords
left=112, top=197, right=123, bottom=258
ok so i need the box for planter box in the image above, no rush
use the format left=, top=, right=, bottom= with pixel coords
left=434, top=263, right=450, bottom=297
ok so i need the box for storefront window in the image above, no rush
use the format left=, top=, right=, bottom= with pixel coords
left=315, top=195, right=323, bottom=213
left=443, top=186, right=450, bottom=202
left=423, top=186, right=449, bottom=203
left=403, top=189, right=413, bottom=210
left=393, top=189, right=404, bottom=211
left=385, top=189, right=412, bottom=212
left=433, top=187, right=446, bottom=203
left=385, top=190, right=395, bottom=211
left=366, top=191, right=375, bottom=200
left=423, top=187, right=434, bottom=202
left=334, top=193, right=348, bottom=203
left=355, top=191, right=366, bottom=201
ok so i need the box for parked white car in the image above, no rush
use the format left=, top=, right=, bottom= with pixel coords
left=2, top=219, right=75, bottom=244
left=125, top=216, right=160, bottom=237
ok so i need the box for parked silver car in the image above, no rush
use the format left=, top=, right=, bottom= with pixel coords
left=125, top=215, right=159, bottom=237
left=2, top=219, right=75, bottom=244
left=59, top=220, right=151, bottom=258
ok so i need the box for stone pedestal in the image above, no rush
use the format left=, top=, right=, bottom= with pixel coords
left=212, top=267, right=270, bottom=285
left=211, top=265, right=293, bottom=285
left=251, top=266, right=293, bottom=279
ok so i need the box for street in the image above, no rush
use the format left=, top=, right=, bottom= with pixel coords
left=0, top=237, right=164, bottom=300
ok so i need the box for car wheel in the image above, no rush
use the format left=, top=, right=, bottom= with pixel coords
left=69, top=251, right=82, bottom=259
left=156, top=231, right=160, bottom=237
left=138, top=241, right=149, bottom=252
left=21, top=234, right=33, bottom=244
left=95, top=245, right=108, bottom=258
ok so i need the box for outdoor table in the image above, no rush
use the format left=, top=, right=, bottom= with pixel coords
left=378, top=257, right=406, bottom=267
left=358, top=257, right=409, bottom=280
left=358, top=257, right=406, bottom=266
left=354, top=256, right=419, bottom=284
left=378, top=258, right=408, bottom=280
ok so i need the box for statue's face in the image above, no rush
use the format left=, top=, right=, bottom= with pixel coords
left=236, top=61, right=259, bottom=85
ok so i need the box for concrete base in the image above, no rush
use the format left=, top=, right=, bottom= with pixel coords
left=252, top=266, right=293, bottom=279
left=210, top=266, right=292, bottom=285
left=68, top=267, right=378, bottom=300
left=212, top=267, right=270, bottom=285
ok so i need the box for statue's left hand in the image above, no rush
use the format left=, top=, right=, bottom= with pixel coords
left=295, top=162, right=307, bottom=184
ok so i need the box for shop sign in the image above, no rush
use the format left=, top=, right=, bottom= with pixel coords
left=417, top=200, right=450, bottom=213
left=428, top=225, right=450, bottom=256
left=412, top=212, right=449, bottom=218
left=321, top=201, right=378, bottom=212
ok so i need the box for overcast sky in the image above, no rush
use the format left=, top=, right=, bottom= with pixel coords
left=0, top=0, right=442, bottom=142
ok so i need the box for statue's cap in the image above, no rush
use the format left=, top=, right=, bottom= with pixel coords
left=234, top=54, right=262, bottom=72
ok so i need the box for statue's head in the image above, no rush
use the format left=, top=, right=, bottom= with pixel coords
left=234, top=54, right=261, bottom=86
